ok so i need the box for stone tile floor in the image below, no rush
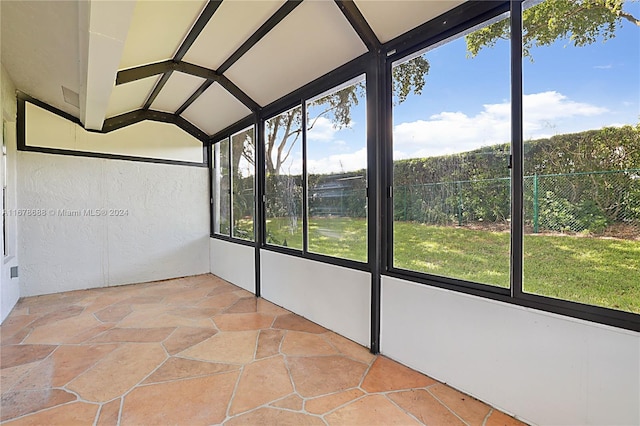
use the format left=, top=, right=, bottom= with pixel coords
left=0, top=274, right=526, bottom=425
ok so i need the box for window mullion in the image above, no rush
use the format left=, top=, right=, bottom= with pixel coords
left=301, top=101, right=309, bottom=254
left=510, top=0, right=524, bottom=298
left=228, top=137, right=234, bottom=238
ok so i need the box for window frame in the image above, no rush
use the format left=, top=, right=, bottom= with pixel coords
left=230, top=125, right=257, bottom=242
left=382, top=0, right=638, bottom=330
left=263, top=104, right=305, bottom=252
left=209, top=117, right=256, bottom=248
left=259, top=70, right=371, bottom=271
left=387, top=16, right=513, bottom=292
left=211, top=136, right=231, bottom=237
left=208, top=0, right=639, bottom=332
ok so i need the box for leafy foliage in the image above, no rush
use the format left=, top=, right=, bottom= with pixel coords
left=466, top=0, right=638, bottom=59
left=345, top=125, right=638, bottom=234
left=263, top=56, right=430, bottom=176
left=392, top=56, right=430, bottom=103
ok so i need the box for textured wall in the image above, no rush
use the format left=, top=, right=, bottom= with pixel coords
left=17, top=151, right=209, bottom=296
left=381, top=276, right=640, bottom=426
left=1, top=63, right=20, bottom=323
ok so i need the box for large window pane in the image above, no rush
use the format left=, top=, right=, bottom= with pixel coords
left=522, top=0, right=639, bottom=313
left=306, top=76, right=367, bottom=262
left=265, top=106, right=303, bottom=249
left=391, top=14, right=511, bottom=287
left=231, top=127, right=255, bottom=241
left=213, top=138, right=230, bottom=236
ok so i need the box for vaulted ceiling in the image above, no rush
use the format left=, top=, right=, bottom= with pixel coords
left=1, top=0, right=465, bottom=142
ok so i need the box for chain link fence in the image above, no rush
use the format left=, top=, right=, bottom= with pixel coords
left=394, top=169, right=640, bottom=238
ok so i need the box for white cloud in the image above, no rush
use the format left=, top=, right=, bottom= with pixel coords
left=593, top=64, right=613, bottom=69
left=307, top=116, right=337, bottom=142
left=307, top=148, right=367, bottom=175
left=393, top=91, right=608, bottom=158
left=275, top=91, right=611, bottom=175
left=522, top=91, right=606, bottom=125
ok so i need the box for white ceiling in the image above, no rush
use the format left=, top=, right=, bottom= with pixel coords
left=225, top=0, right=368, bottom=106
left=354, top=0, right=466, bottom=43
left=183, top=0, right=285, bottom=71
left=1, top=1, right=82, bottom=118
left=182, top=82, right=251, bottom=136
left=1, top=0, right=466, bottom=139
left=106, top=76, right=159, bottom=118
left=150, top=72, right=205, bottom=114
left=119, top=0, right=207, bottom=69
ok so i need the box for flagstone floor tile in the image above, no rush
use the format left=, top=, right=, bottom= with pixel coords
left=229, top=356, right=294, bottom=415
left=0, top=273, right=527, bottom=425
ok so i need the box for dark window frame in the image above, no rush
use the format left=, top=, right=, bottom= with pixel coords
left=259, top=71, right=371, bottom=270
left=230, top=125, right=257, bottom=242
left=386, top=6, right=514, bottom=297
left=263, top=103, right=305, bottom=253
left=381, top=0, right=638, bottom=331
left=209, top=0, right=639, bottom=334
left=209, top=115, right=257, bottom=246
left=16, top=93, right=208, bottom=167
left=211, top=136, right=231, bottom=238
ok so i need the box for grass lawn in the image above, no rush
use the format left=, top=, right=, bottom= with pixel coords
left=265, top=217, right=367, bottom=261
left=262, top=217, right=640, bottom=314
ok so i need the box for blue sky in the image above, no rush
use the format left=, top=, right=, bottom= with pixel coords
left=288, top=1, right=639, bottom=174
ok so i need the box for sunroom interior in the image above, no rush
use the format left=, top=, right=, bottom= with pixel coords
left=1, top=1, right=638, bottom=425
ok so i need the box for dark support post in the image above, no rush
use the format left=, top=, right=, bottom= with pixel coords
left=207, top=142, right=213, bottom=237
left=510, top=0, right=524, bottom=298
left=367, top=51, right=387, bottom=354
left=255, top=112, right=265, bottom=297
left=302, top=101, right=309, bottom=254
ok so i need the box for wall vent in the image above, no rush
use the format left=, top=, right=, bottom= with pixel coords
left=62, top=86, right=80, bottom=108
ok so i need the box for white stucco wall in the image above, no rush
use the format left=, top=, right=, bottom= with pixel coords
left=1, top=63, right=20, bottom=323
left=210, top=238, right=255, bottom=293
left=17, top=151, right=209, bottom=296
left=380, top=276, right=640, bottom=426
left=260, top=250, right=371, bottom=346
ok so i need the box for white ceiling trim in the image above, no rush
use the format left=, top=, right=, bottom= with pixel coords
left=80, top=0, right=136, bottom=130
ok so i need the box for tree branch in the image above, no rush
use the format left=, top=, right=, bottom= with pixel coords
left=280, top=132, right=301, bottom=166
left=275, top=111, right=296, bottom=172
left=266, top=118, right=280, bottom=174
left=618, top=10, right=640, bottom=26
left=307, top=106, right=338, bottom=132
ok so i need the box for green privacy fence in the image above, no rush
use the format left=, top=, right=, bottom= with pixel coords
left=394, top=169, right=640, bottom=236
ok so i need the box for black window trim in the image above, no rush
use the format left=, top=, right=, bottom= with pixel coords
left=209, top=0, right=640, bottom=337
left=17, top=92, right=208, bottom=168
left=259, top=69, right=370, bottom=269
left=229, top=124, right=257, bottom=243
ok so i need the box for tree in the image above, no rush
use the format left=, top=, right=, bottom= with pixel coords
left=466, top=0, right=639, bottom=58
left=261, top=1, right=639, bottom=176
left=263, top=56, right=430, bottom=176
left=259, top=0, right=640, bottom=177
